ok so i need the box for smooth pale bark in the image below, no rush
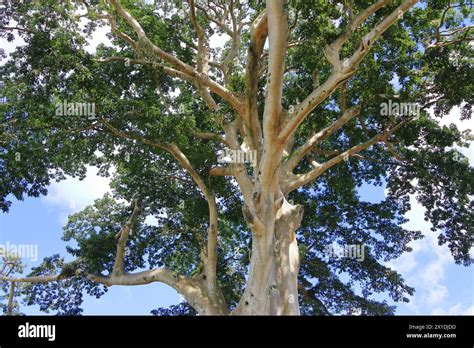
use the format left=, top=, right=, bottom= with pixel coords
left=233, top=198, right=303, bottom=315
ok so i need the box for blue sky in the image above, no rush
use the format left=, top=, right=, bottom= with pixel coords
left=0, top=172, right=182, bottom=315
left=1, top=5, right=473, bottom=315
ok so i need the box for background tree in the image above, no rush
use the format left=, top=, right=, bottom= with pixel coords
left=0, top=251, right=26, bottom=315
left=0, top=0, right=472, bottom=315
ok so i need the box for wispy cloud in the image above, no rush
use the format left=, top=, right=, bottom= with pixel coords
left=386, top=106, right=473, bottom=314
left=433, top=105, right=474, bottom=166
left=432, top=303, right=474, bottom=315
left=387, top=194, right=452, bottom=312
left=42, top=166, right=112, bottom=224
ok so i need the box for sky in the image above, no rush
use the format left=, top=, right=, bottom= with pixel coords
left=0, top=5, right=473, bottom=316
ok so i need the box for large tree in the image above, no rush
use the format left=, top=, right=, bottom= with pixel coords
left=0, top=0, right=472, bottom=315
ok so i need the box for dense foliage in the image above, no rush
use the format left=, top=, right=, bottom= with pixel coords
left=0, top=0, right=472, bottom=315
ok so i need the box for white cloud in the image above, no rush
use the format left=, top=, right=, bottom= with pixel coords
left=386, top=106, right=473, bottom=314
left=43, top=166, right=112, bottom=215
left=0, top=22, right=26, bottom=67
left=435, top=105, right=474, bottom=132
left=432, top=303, right=474, bottom=315
left=425, top=285, right=449, bottom=305
left=82, top=20, right=113, bottom=54
left=464, top=305, right=474, bottom=315
left=0, top=17, right=113, bottom=60
left=387, top=251, right=417, bottom=274
left=431, top=105, right=474, bottom=166
left=387, top=194, right=452, bottom=310
left=144, top=215, right=159, bottom=226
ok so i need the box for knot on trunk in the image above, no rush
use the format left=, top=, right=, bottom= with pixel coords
left=242, top=204, right=265, bottom=237
left=242, top=204, right=255, bottom=225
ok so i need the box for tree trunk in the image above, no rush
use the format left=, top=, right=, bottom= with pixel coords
left=233, top=198, right=303, bottom=315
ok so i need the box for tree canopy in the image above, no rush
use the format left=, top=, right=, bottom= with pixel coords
left=0, top=0, right=472, bottom=315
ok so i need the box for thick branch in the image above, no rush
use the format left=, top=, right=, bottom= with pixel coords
left=0, top=25, right=36, bottom=34
left=245, top=10, right=267, bottom=152
left=285, top=116, right=410, bottom=193
left=278, top=0, right=418, bottom=145
left=258, top=0, right=288, bottom=194
left=221, top=1, right=243, bottom=72
left=97, top=56, right=197, bottom=83
left=330, top=0, right=391, bottom=57
left=99, top=117, right=220, bottom=294
left=88, top=268, right=180, bottom=287
left=90, top=269, right=224, bottom=314
left=0, top=274, right=60, bottom=283
left=425, top=25, right=473, bottom=51
left=108, top=0, right=244, bottom=114
left=285, top=133, right=383, bottom=193
left=209, top=166, right=234, bottom=176
left=222, top=122, right=255, bottom=207
left=285, top=105, right=361, bottom=171
left=164, top=144, right=219, bottom=292
left=187, top=0, right=218, bottom=109
left=112, top=198, right=141, bottom=276
left=193, top=132, right=229, bottom=146
left=263, top=0, right=287, bottom=142
left=1, top=266, right=225, bottom=314
left=106, top=13, right=137, bottom=49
